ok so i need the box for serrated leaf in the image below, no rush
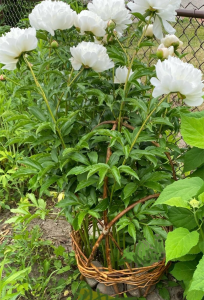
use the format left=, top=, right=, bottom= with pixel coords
left=67, top=166, right=88, bottom=176
left=128, top=223, right=136, bottom=243
left=119, top=165, right=139, bottom=180
left=165, top=228, right=199, bottom=264
left=143, top=226, right=155, bottom=246
left=123, top=182, right=138, bottom=199
left=111, top=166, right=121, bottom=186
left=75, top=178, right=98, bottom=192
left=95, top=198, right=109, bottom=211
left=167, top=207, right=197, bottom=230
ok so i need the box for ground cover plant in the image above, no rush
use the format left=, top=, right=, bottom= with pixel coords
left=0, top=0, right=204, bottom=299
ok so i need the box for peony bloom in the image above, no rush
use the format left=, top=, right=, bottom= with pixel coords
left=150, top=56, right=204, bottom=106
left=29, top=0, right=77, bottom=36
left=88, top=0, right=132, bottom=37
left=0, top=27, right=37, bottom=70
left=127, top=0, right=181, bottom=39
left=70, top=41, right=114, bottom=72
left=74, top=10, right=107, bottom=37
left=114, top=66, right=134, bottom=83
left=143, top=24, right=154, bottom=37
left=161, top=34, right=183, bottom=49
left=157, top=44, right=174, bottom=59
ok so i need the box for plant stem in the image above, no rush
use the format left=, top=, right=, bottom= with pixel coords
left=23, top=55, right=66, bottom=149
left=117, top=16, right=153, bottom=132
left=122, top=94, right=168, bottom=165
left=83, top=220, right=91, bottom=256
left=194, top=210, right=204, bottom=240
left=67, top=67, right=84, bottom=87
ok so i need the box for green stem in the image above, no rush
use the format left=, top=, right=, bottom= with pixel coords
left=122, top=94, right=168, bottom=165
left=83, top=220, right=91, bottom=256
left=5, top=76, right=22, bottom=86
left=114, top=32, right=129, bottom=64
left=92, top=217, right=96, bottom=246
left=78, top=228, right=87, bottom=255
left=23, top=55, right=66, bottom=149
left=67, top=67, right=84, bottom=87
left=96, top=223, right=106, bottom=266
left=117, top=16, right=153, bottom=132
left=194, top=210, right=204, bottom=240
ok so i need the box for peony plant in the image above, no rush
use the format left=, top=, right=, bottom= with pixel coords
left=0, top=0, right=204, bottom=298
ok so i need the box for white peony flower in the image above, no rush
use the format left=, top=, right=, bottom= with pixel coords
left=29, top=0, right=77, bottom=36
left=127, top=0, right=181, bottom=39
left=143, top=24, right=154, bottom=37
left=114, top=66, right=134, bottom=83
left=70, top=41, right=114, bottom=72
left=150, top=56, right=204, bottom=106
left=157, top=44, right=174, bottom=59
left=0, top=27, right=37, bottom=70
left=74, top=10, right=107, bottom=37
left=161, top=34, right=183, bottom=49
left=88, top=0, right=132, bottom=37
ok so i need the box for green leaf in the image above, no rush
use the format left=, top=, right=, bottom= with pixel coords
left=132, top=12, right=146, bottom=22
left=165, top=228, right=199, bottom=263
left=190, top=255, right=204, bottom=292
left=98, top=167, right=109, bottom=185
left=148, top=219, right=172, bottom=226
left=143, top=226, right=155, bottom=245
left=171, top=261, right=198, bottom=281
left=111, top=166, right=121, bottom=186
left=186, top=290, right=204, bottom=300
left=67, top=166, right=88, bottom=176
left=12, top=168, right=38, bottom=178
left=167, top=207, right=197, bottom=230
left=164, top=197, right=190, bottom=209
left=181, top=113, right=204, bottom=149
left=87, top=164, right=109, bottom=179
left=29, top=107, right=47, bottom=122
left=95, top=198, right=109, bottom=212
left=119, top=166, right=139, bottom=180
left=128, top=223, right=136, bottom=243
left=78, top=211, right=87, bottom=228
left=40, top=176, right=59, bottom=196
left=123, top=182, right=138, bottom=199
left=69, top=153, right=90, bottom=166
left=19, top=158, right=42, bottom=171
left=75, top=178, right=98, bottom=192
left=86, top=89, right=106, bottom=105
left=154, top=178, right=204, bottom=206
left=158, top=287, right=170, bottom=300
left=87, top=152, right=98, bottom=164
left=184, top=148, right=204, bottom=173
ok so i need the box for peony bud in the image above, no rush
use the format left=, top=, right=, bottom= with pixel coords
left=51, top=40, right=59, bottom=49
left=157, top=44, right=174, bottom=59
left=107, top=20, right=116, bottom=30
left=161, top=34, right=183, bottom=49
left=0, top=75, right=6, bottom=81
left=143, top=24, right=154, bottom=38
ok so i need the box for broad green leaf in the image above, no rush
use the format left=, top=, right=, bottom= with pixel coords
left=132, top=12, right=146, bottom=22
left=29, top=107, right=47, bottom=122
left=75, top=178, right=98, bottom=192
left=186, top=290, right=204, bottom=300
left=18, top=158, right=42, bottom=171
left=150, top=226, right=167, bottom=239
left=165, top=197, right=190, bottom=209
left=167, top=207, right=197, bottom=230
left=128, top=223, right=136, bottom=243
left=190, top=255, right=204, bottom=292
left=184, top=148, right=204, bottom=173
left=143, top=226, right=155, bottom=245
left=12, top=168, right=38, bottom=178
left=171, top=261, right=198, bottom=281
left=154, top=178, right=204, bottom=206
left=2, top=267, right=31, bottom=288
left=111, top=166, right=121, bottom=186
left=165, top=228, right=199, bottom=263
left=181, top=113, right=204, bottom=149
left=119, top=166, right=139, bottom=180
left=123, top=182, right=138, bottom=199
